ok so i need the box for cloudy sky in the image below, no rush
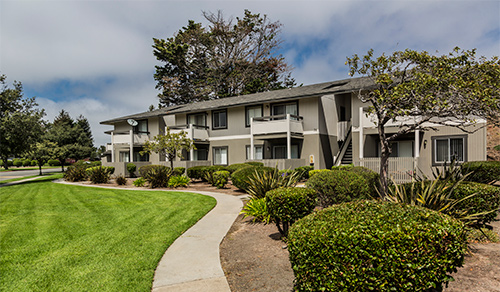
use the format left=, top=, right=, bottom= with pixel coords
left=1, top=0, right=499, bottom=146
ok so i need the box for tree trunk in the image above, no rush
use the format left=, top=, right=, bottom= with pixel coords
left=378, top=124, right=391, bottom=196
left=59, top=158, right=65, bottom=172
left=1, top=156, right=8, bottom=170
left=39, top=164, right=43, bottom=176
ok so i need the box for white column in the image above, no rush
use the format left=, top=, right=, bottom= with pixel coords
left=415, top=130, right=420, bottom=158
left=129, top=129, right=134, bottom=162
left=250, top=117, right=254, bottom=160
left=189, top=124, right=194, bottom=162
left=359, top=107, right=364, bottom=159
left=287, top=114, right=291, bottom=159
left=111, top=132, right=115, bottom=163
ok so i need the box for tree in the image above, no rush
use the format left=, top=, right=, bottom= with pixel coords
left=0, top=74, right=45, bottom=170
left=153, top=9, right=295, bottom=107
left=346, top=47, right=500, bottom=194
left=28, top=140, right=57, bottom=175
left=46, top=110, right=94, bottom=171
left=141, top=127, right=195, bottom=169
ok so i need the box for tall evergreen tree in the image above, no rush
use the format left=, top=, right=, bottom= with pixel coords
left=153, top=10, right=295, bottom=106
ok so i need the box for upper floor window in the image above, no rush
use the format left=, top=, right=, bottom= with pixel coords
left=134, top=120, right=148, bottom=134
left=272, top=102, right=298, bottom=120
left=246, top=105, right=263, bottom=127
left=212, top=109, right=227, bottom=129
left=187, top=113, right=206, bottom=127
left=433, top=136, right=466, bottom=165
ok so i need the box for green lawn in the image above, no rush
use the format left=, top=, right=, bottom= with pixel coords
left=0, top=166, right=60, bottom=172
left=0, top=179, right=216, bottom=291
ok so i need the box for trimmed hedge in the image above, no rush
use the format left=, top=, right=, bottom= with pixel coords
left=308, top=169, right=330, bottom=178
left=213, top=170, right=230, bottom=189
left=173, top=167, right=186, bottom=176
left=294, top=166, right=314, bottom=180
left=266, top=187, right=317, bottom=236
left=306, top=170, right=374, bottom=207
left=452, top=182, right=500, bottom=225
left=186, top=166, right=208, bottom=180
left=231, top=166, right=274, bottom=191
left=126, top=163, right=137, bottom=177
left=288, top=200, right=467, bottom=292
left=226, top=163, right=253, bottom=174
left=462, top=161, right=500, bottom=184
left=48, top=159, right=60, bottom=166
left=245, top=161, right=264, bottom=167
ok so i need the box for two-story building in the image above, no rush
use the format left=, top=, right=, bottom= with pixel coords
left=101, top=77, right=487, bottom=182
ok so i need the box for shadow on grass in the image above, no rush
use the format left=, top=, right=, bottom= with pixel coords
left=0, top=173, right=63, bottom=188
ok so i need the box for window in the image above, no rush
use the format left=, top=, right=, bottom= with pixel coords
left=273, top=145, right=299, bottom=159
left=388, top=141, right=414, bottom=157
left=193, top=144, right=209, bottom=161
left=187, top=113, right=206, bottom=127
left=119, top=151, right=130, bottom=162
left=246, top=105, right=263, bottom=127
left=433, top=136, right=466, bottom=164
left=246, top=145, right=263, bottom=160
left=134, top=120, right=148, bottom=134
left=133, top=150, right=149, bottom=162
left=212, top=110, right=227, bottom=129
left=272, top=102, right=298, bottom=120
left=213, top=147, right=228, bottom=165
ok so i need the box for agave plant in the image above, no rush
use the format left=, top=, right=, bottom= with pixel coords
left=246, top=167, right=302, bottom=199
left=240, top=197, right=272, bottom=224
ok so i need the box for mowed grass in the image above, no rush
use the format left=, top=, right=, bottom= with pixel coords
left=0, top=180, right=216, bottom=291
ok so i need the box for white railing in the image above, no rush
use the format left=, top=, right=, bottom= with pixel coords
left=112, top=132, right=131, bottom=144
left=337, top=121, right=351, bottom=141
left=170, top=124, right=209, bottom=141
left=252, top=114, right=303, bottom=135
left=356, top=157, right=416, bottom=184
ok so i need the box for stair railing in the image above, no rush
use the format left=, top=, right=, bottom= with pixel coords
left=334, top=126, right=352, bottom=166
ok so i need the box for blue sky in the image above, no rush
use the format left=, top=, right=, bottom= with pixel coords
left=1, top=0, right=499, bottom=146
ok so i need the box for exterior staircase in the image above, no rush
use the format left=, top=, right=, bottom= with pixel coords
left=340, top=141, right=353, bottom=165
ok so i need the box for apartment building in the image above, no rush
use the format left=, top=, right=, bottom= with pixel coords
left=101, top=77, right=487, bottom=181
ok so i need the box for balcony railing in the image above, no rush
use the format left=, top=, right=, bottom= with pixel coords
left=337, top=121, right=351, bottom=142
left=252, top=114, right=303, bottom=136
left=111, top=131, right=150, bottom=145
left=169, top=124, right=209, bottom=141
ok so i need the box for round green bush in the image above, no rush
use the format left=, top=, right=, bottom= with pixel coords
left=213, top=170, right=230, bottom=189
left=288, top=200, right=467, bottom=292
left=294, top=166, right=314, bottom=179
left=31, top=160, right=38, bottom=166
left=126, top=163, right=137, bottom=176
left=231, top=166, right=273, bottom=191
left=308, top=169, right=330, bottom=178
left=173, top=167, right=186, bottom=176
left=13, top=159, right=22, bottom=167
left=462, top=161, right=500, bottom=184
left=226, top=163, right=253, bottom=174
left=306, top=170, right=374, bottom=207
left=22, top=159, right=31, bottom=167
left=266, top=187, right=317, bottom=236
left=348, top=166, right=381, bottom=193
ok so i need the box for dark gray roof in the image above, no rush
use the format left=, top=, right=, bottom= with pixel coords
left=100, top=76, right=374, bottom=125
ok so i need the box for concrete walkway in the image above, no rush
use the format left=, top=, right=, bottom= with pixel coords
left=51, top=180, right=245, bottom=292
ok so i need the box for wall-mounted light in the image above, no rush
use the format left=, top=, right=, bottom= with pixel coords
left=424, top=140, right=427, bottom=149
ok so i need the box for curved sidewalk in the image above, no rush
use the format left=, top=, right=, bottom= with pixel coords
left=53, top=181, right=245, bottom=292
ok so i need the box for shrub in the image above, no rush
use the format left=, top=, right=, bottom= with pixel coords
left=395, top=180, right=500, bottom=226
left=13, top=159, right=22, bottom=167
left=168, top=175, right=190, bottom=188
left=245, top=161, right=264, bottom=167
left=22, top=159, right=31, bottom=167
left=91, top=161, right=102, bottom=167
left=349, top=166, right=381, bottom=194
left=212, top=170, right=230, bottom=189
left=278, top=169, right=294, bottom=177
left=48, top=159, right=61, bottom=166
left=294, top=166, right=314, bottom=180
left=461, top=161, right=500, bottom=184
left=226, top=163, right=252, bottom=174
left=241, top=197, right=271, bottom=223
left=288, top=200, right=467, bottom=292
left=308, top=169, right=330, bottom=178
left=246, top=167, right=302, bottom=199
left=115, top=174, right=127, bottom=185
left=64, top=165, right=88, bottom=182
left=306, top=170, right=373, bottom=207
left=266, top=187, right=317, bottom=237
left=31, top=160, right=37, bottom=166
left=186, top=166, right=208, bottom=180
left=133, top=177, right=146, bottom=187
left=231, top=166, right=274, bottom=191
left=138, top=165, right=155, bottom=177
left=451, top=182, right=500, bottom=226
left=331, top=164, right=354, bottom=171
left=143, top=165, right=172, bottom=188
left=173, top=167, right=186, bottom=176
left=126, top=163, right=137, bottom=177
left=86, top=166, right=114, bottom=184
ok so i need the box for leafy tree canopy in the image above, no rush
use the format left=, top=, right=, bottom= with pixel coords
left=153, top=9, right=295, bottom=107
left=0, top=74, right=45, bottom=169
left=346, top=47, right=500, bottom=193
left=141, top=127, right=195, bottom=169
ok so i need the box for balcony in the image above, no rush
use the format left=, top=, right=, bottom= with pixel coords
left=169, top=124, right=209, bottom=141
left=251, top=114, right=304, bottom=136
left=110, top=130, right=150, bottom=145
